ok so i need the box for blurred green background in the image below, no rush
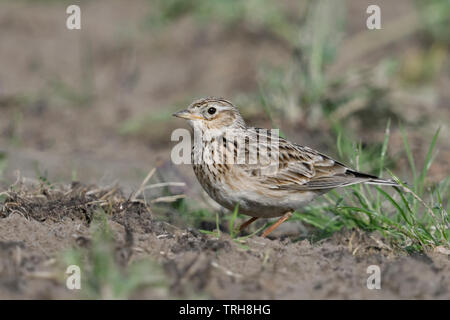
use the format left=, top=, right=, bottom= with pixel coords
left=0, top=0, right=448, bottom=194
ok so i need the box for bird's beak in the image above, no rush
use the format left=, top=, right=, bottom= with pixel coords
left=172, top=109, right=203, bottom=120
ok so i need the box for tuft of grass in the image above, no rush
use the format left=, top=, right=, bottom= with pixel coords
left=48, top=78, right=94, bottom=108
left=256, top=1, right=345, bottom=124
left=32, top=161, right=53, bottom=188
left=292, top=126, right=449, bottom=251
left=63, top=209, right=168, bottom=299
left=180, top=200, right=267, bottom=247
left=416, top=0, right=450, bottom=44
left=146, top=0, right=298, bottom=44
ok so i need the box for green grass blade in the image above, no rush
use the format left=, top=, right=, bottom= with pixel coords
left=418, top=127, right=440, bottom=195
left=229, top=204, right=239, bottom=238
left=392, top=187, right=416, bottom=224
left=377, top=120, right=391, bottom=209
left=400, top=124, right=417, bottom=187
left=376, top=186, right=412, bottom=226
left=379, top=119, right=391, bottom=177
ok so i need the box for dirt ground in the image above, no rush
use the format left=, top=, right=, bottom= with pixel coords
left=0, top=0, right=449, bottom=299
left=0, top=182, right=449, bottom=299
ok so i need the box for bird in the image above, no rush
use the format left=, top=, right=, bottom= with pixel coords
left=173, top=97, right=398, bottom=238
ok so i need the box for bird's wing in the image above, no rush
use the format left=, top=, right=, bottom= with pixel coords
left=239, top=128, right=381, bottom=191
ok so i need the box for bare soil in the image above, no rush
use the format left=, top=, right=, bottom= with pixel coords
left=0, top=183, right=449, bottom=299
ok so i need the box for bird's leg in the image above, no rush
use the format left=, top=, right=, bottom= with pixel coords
left=262, top=211, right=293, bottom=238
left=239, top=217, right=259, bottom=231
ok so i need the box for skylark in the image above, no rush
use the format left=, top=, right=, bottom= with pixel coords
left=173, top=97, right=398, bottom=237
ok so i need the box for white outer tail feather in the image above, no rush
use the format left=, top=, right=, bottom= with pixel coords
left=364, top=178, right=399, bottom=187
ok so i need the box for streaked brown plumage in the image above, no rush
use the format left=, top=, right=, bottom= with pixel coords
left=174, top=97, right=398, bottom=237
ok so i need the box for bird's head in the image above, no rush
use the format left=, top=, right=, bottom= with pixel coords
left=173, top=97, right=246, bottom=132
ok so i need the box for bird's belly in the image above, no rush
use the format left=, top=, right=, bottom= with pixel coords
left=227, top=189, right=318, bottom=218
left=201, top=179, right=318, bottom=218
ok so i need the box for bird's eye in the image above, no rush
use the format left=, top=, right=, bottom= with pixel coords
left=207, top=107, right=216, bottom=115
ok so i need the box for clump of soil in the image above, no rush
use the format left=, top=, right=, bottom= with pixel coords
left=1, top=181, right=152, bottom=230
left=0, top=181, right=449, bottom=299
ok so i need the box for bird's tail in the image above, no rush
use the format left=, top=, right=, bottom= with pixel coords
left=347, top=170, right=400, bottom=187
left=364, top=177, right=399, bottom=186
